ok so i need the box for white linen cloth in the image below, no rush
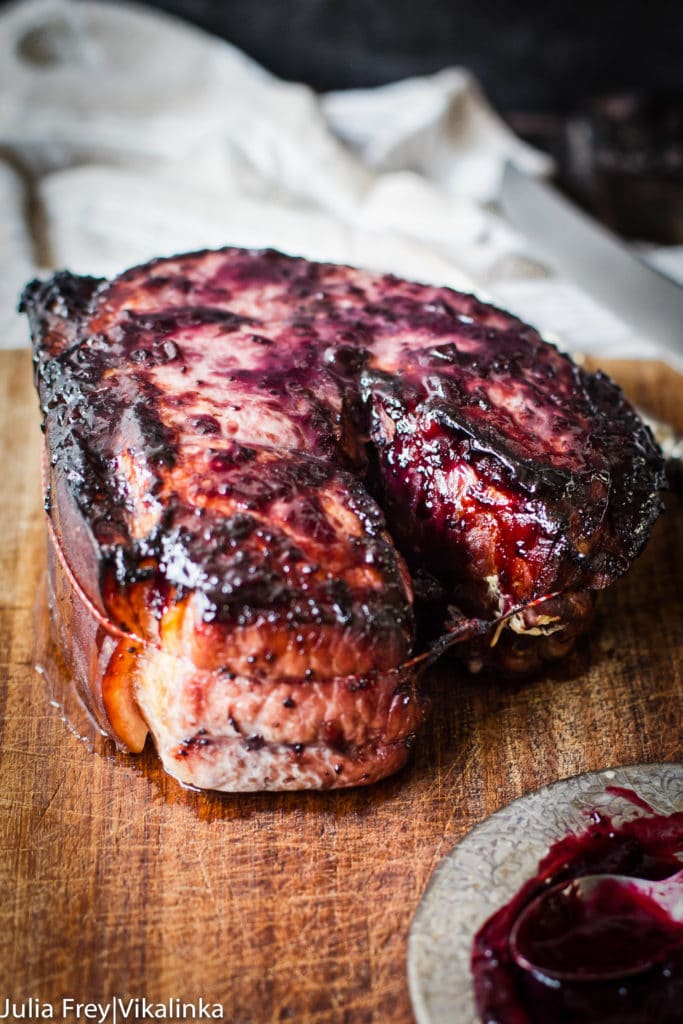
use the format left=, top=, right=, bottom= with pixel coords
left=0, top=0, right=681, bottom=370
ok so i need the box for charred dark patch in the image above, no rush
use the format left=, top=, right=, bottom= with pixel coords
left=20, top=271, right=103, bottom=326
left=244, top=734, right=265, bottom=751
left=124, top=305, right=254, bottom=335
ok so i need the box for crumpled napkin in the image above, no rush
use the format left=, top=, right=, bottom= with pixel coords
left=1, top=0, right=681, bottom=372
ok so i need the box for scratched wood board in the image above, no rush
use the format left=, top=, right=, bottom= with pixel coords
left=0, top=348, right=682, bottom=1022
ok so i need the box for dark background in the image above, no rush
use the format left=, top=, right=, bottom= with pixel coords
left=144, top=0, right=682, bottom=113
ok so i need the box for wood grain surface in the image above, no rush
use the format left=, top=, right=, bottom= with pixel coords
left=1, top=348, right=682, bottom=1023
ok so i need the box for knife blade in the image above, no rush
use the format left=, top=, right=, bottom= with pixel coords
left=500, top=162, right=683, bottom=357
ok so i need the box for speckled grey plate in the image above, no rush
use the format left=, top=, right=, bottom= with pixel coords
left=408, top=763, right=683, bottom=1024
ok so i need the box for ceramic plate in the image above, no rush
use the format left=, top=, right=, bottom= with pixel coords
left=407, top=763, right=683, bottom=1024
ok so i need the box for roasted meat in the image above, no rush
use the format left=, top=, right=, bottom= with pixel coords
left=22, top=248, right=665, bottom=790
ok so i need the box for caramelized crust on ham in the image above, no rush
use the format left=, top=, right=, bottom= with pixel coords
left=23, top=248, right=664, bottom=790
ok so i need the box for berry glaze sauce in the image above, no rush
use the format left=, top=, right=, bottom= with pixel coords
left=471, top=790, right=683, bottom=1023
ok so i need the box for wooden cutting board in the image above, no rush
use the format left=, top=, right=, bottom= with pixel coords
left=1, top=348, right=682, bottom=1023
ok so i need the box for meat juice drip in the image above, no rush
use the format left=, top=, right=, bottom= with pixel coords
left=471, top=796, right=683, bottom=1024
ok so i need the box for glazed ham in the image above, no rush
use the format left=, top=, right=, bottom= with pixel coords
left=23, top=248, right=665, bottom=790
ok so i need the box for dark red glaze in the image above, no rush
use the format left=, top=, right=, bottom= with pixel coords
left=472, top=797, right=683, bottom=1023
left=512, top=874, right=683, bottom=981
left=364, top=331, right=661, bottom=620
